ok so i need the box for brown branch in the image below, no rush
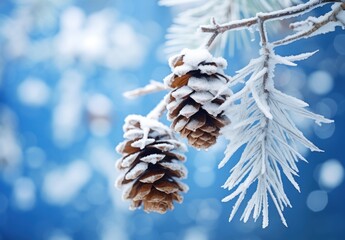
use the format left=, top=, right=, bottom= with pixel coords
left=273, top=2, right=345, bottom=46
left=201, top=0, right=341, bottom=48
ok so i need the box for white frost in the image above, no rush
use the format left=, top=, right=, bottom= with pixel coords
left=159, top=161, right=188, bottom=178
left=190, top=91, right=214, bottom=104
left=120, top=152, right=140, bottom=168
left=220, top=48, right=332, bottom=228
left=171, top=86, right=194, bottom=99
left=140, top=154, right=166, bottom=164
left=180, top=104, right=199, bottom=118
left=202, top=102, right=221, bottom=116
left=125, top=162, right=148, bottom=180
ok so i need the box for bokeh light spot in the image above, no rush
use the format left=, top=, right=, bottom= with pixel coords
left=308, top=71, right=333, bottom=95
left=319, top=159, right=344, bottom=190
left=306, top=190, right=328, bottom=212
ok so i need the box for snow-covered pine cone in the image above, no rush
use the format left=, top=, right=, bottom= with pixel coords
left=116, top=115, right=188, bottom=214
left=164, top=48, right=231, bottom=149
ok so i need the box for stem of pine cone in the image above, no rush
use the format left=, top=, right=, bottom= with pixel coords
left=123, top=80, right=167, bottom=99
left=146, top=95, right=168, bottom=120
left=202, top=0, right=341, bottom=48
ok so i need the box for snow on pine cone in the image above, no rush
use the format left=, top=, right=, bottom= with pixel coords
left=164, top=48, right=231, bottom=149
left=116, top=115, right=189, bottom=214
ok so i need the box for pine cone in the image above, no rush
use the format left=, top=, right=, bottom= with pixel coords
left=116, top=115, right=188, bottom=214
left=164, top=48, right=231, bottom=149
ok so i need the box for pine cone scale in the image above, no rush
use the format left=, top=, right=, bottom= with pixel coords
left=138, top=169, right=166, bottom=183
left=132, top=183, right=152, bottom=201
left=171, top=73, right=192, bottom=88
left=154, top=179, right=180, bottom=194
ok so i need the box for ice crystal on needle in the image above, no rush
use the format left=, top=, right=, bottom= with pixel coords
left=219, top=46, right=332, bottom=228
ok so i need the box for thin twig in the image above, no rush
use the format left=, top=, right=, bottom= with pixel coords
left=202, top=0, right=341, bottom=48
left=273, top=2, right=345, bottom=46
left=123, top=80, right=167, bottom=99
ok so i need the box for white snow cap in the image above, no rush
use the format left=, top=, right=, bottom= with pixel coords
left=122, top=114, right=187, bottom=152
left=168, top=48, right=227, bottom=76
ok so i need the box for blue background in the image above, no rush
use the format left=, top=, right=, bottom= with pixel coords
left=0, top=0, right=344, bottom=240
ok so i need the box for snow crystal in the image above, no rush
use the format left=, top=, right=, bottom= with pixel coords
left=198, top=64, right=218, bottom=75
left=180, top=104, right=199, bottom=118
left=131, top=138, right=155, bottom=148
left=190, top=91, right=214, bottom=104
left=180, top=48, right=213, bottom=67
left=171, top=86, right=194, bottom=99
left=120, top=152, right=140, bottom=168
left=125, top=162, right=148, bottom=180
left=140, top=154, right=166, bottom=164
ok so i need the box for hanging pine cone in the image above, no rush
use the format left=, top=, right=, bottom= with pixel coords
left=164, top=48, right=231, bottom=149
left=116, top=115, right=188, bottom=214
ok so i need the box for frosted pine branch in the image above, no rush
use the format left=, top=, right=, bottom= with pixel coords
left=160, top=0, right=300, bottom=55
left=274, top=2, right=345, bottom=46
left=220, top=45, right=332, bottom=228
left=201, top=0, right=342, bottom=48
